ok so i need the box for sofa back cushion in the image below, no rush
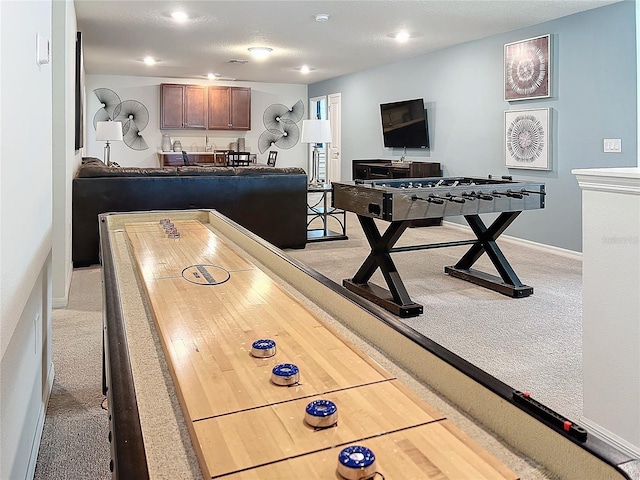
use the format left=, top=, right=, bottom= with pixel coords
left=234, top=166, right=306, bottom=176
left=177, top=166, right=236, bottom=176
left=77, top=162, right=179, bottom=177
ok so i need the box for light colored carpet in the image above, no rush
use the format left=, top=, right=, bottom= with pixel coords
left=34, top=266, right=110, bottom=480
left=292, top=211, right=583, bottom=423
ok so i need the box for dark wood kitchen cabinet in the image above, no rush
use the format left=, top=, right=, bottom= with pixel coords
left=160, top=84, right=207, bottom=129
left=208, top=86, right=251, bottom=130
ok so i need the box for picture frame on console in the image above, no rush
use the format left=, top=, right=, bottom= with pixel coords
left=504, top=107, right=551, bottom=170
left=504, top=34, right=551, bottom=101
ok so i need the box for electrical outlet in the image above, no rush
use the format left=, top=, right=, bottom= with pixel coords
left=603, top=138, right=622, bottom=153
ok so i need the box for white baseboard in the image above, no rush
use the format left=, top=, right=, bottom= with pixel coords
left=26, top=362, right=55, bottom=480
left=442, top=220, right=583, bottom=261
left=52, top=261, right=73, bottom=309
left=52, top=297, right=68, bottom=309
left=580, top=416, right=640, bottom=459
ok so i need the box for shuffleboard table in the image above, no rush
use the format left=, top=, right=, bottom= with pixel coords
left=100, top=209, right=638, bottom=480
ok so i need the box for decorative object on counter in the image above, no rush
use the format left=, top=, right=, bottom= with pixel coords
left=95, top=121, right=123, bottom=166
left=173, top=140, right=182, bottom=152
left=237, top=137, right=245, bottom=152
left=258, top=99, right=304, bottom=153
left=301, top=119, right=332, bottom=184
left=161, top=134, right=172, bottom=152
left=504, top=107, right=551, bottom=170
left=230, top=141, right=238, bottom=152
left=504, top=34, right=551, bottom=101
left=93, top=88, right=150, bottom=151
left=92, top=88, right=121, bottom=129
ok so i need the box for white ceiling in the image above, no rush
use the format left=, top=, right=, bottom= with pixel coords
left=75, top=0, right=621, bottom=85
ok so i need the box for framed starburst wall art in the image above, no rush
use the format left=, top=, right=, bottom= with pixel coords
left=504, top=34, right=551, bottom=101
left=505, top=108, right=551, bottom=170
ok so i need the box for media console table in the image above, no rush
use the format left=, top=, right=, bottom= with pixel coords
left=353, top=159, right=442, bottom=227
left=352, top=159, right=441, bottom=181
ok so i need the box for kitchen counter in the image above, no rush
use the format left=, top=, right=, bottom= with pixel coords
left=158, top=150, right=227, bottom=166
left=157, top=151, right=217, bottom=155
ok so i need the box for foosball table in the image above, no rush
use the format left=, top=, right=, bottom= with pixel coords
left=332, top=176, right=546, bottom=317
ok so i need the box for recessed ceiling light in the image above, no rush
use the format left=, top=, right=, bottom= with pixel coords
left=395, top=30, right=410, bottom=43
left=207, top=73, right=220, bottom=80
left=248, top=47, right=273, bottom=60
left=171, top=11, right=189, bottom=22
left=300, top=65, right=310, bottom=74
left=315, top=13, right=330, bottom=22
left=143, top=56, right=156, bottom=65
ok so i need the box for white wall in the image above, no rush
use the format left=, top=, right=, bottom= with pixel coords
left=0, top=1, right=55, bottom=479
left=84, top=75, right=308, bottom=170
left=52, top=0, right=82, bottom=308
left=575, top=168, right=640, bottom=457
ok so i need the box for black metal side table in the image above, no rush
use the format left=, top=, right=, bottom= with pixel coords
left=307, top=183, right=348, bottom=242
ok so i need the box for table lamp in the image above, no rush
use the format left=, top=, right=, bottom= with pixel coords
left=96, top=121, right=123, bottom=166
left=301, top=119, right=332, bottom=184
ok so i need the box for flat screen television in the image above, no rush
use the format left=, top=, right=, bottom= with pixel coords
left=380, top=98, right=429, bottom=148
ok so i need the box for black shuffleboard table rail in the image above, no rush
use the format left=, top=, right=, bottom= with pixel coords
left=100, top=214, right=151, bottom=480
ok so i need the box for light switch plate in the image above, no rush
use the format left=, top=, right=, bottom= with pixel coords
left=603, top=138, right=621, bottom=153
left=36, top=33, right=50, bottom=65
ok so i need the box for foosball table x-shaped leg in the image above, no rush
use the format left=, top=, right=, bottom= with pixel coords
left=343, top=216, right=424, bottom=317
left=444, top=212, right=534, bottom=297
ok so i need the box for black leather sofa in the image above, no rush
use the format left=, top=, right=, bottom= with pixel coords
left=72, top=158, right=308, bottom=267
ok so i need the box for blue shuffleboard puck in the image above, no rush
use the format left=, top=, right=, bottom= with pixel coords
left=271, top=363, right=299, bottom=386
left=337, top=445, right=377, bottom=480
left=250, top=339, right=277, bottom=358
left=304, top=399, right=338, bottom=428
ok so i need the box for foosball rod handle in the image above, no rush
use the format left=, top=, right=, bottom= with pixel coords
left=520, top=189, right=547, bottom=196
left=410, top=194, right=445, bottom=205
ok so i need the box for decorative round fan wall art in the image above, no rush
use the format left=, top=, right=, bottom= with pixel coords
left=114, top=100, right=150, bottom=150
left=258, top=100, right=304, bottom=153
left=504, top=34, right=551, bottom=101
left=93, top=88, right=150, bottom=151
left=504, top=108, right=551, bottom=171
left=92, top=88, right=121, bottom=129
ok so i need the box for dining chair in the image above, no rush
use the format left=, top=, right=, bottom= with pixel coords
left=213, top=150, right=228, bottom=166
left=267, top=151, right=278, bottom=167
left=226, top=151, right=251, bottom=166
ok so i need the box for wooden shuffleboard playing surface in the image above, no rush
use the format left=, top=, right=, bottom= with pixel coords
left=124, top=218, right=517, bottom=480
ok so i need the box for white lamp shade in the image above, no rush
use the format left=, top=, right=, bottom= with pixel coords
left=96, top=121, right=123, bottom=141
left=301, top=119, right=332, bottom=144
